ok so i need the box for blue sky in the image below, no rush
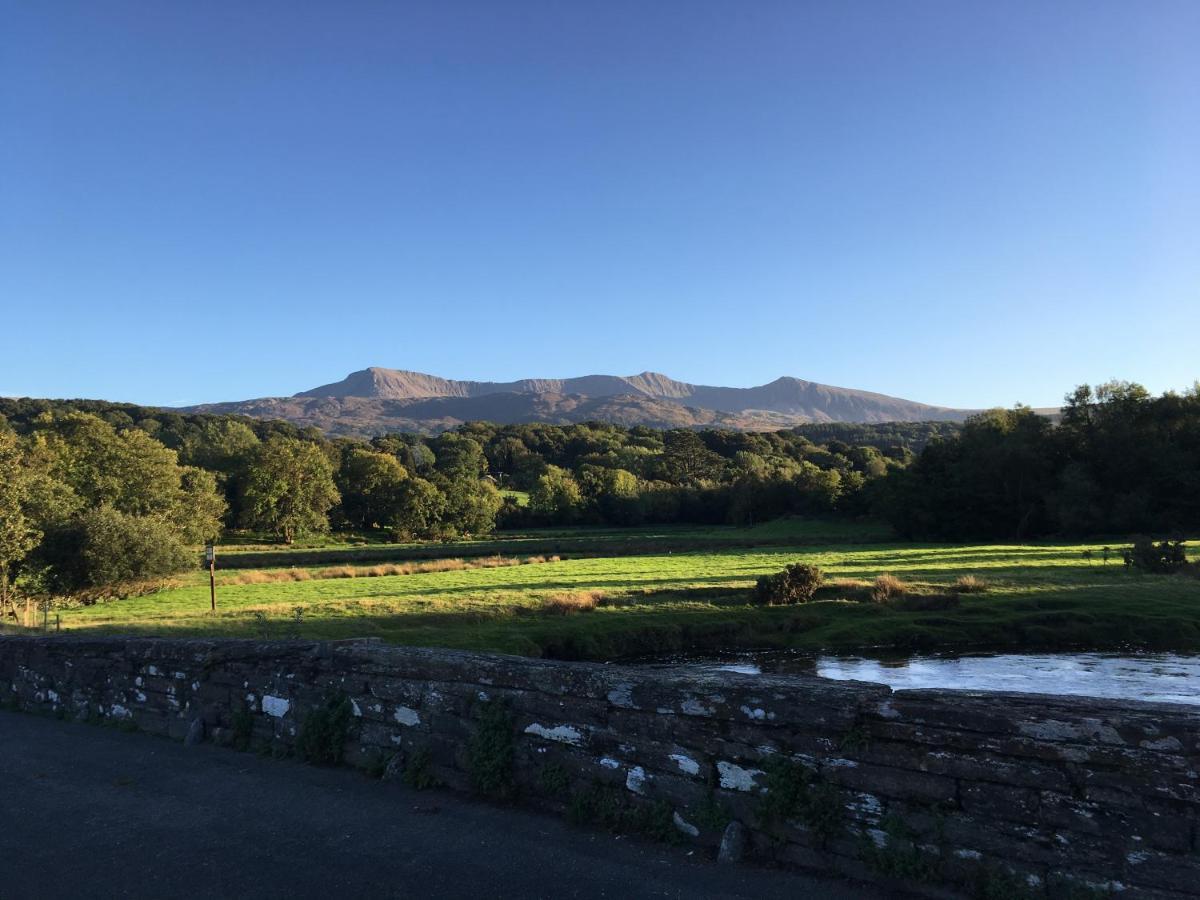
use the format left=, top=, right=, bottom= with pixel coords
left=2, top=1, right=1197, bottom=409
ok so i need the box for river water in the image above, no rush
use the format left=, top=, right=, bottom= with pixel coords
left=635, top=651, right=1200, bottom=706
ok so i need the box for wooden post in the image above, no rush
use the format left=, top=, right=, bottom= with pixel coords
left=206, top=544, right=216, bottom=613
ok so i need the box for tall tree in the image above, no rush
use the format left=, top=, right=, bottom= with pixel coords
left=337, top=448, right=409, bottom=529
left=0, top=432, right=39, bottom=618
left=529, top=466, right=583, bottom=522
left=240, top=437, right=340, bottom=543
left=391, top=477, right=447, bottom=539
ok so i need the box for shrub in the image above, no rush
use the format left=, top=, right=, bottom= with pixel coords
left=754, top=564, right=824, bottom=605
left=870, top=573, right=908, bottom=604
left=1123, top=538, right=1188, bottom=574
left=38, top=506, right=193, bottom=594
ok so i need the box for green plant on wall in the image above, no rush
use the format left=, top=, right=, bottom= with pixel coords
left=838, top=719, right=870, bottom=754
left=402, top=746, right=440, bottom=790
left=689, top=792, right=732, bottom=831
left=230, top=707, right=254, bottom=752
left=567, top=781, right=681, bottom=844
left=860, top=812, right=939, bottom=883
left=970, top=862, right=1042, bottom=900
left=755, top=756, right=844, bottom=846
left=468, top=699, right=516, bottom=800
left=295, top=695, right=353, bottom=766
left=363, top=749, right=391, bottom=780
left=538, top=761, right=570, bottom=796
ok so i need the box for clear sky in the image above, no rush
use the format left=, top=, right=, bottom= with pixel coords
left=2, top=1, right=1197, bottom=409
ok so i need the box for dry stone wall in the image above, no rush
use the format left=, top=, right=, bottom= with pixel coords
left=1, top=636, right=1197, bottom=898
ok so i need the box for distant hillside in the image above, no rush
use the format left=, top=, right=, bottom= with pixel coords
left=181, top=367, right=974, bottom=436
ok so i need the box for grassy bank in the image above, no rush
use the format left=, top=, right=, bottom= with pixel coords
left=40, top=526, right=1200, bottom=660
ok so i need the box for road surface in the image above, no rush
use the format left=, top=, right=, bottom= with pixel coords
left=0, top=710, right=882, bottom=899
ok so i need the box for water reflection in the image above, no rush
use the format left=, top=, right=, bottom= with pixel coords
left=637, top=651, right=1200, bottom=706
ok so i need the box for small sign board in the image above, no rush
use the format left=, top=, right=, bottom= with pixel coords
left=204, top=544, right=215, bottom=565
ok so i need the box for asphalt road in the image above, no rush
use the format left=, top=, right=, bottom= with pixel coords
left=0, top=711, right=882, bottom=899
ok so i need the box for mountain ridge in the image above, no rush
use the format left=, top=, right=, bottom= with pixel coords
left=178, top=367, right=975, bottom=436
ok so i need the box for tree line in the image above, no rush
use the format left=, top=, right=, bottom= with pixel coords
left=881, top=381, right=1200, bottom=540
left=0, top=402, right=909, bottom=605
left=2, top=380, right=1197, bottom=608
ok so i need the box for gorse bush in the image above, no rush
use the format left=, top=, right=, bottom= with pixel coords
left=754, top=563, right=824, bottom=605
left=1123, top=538, right=1188, bottom=574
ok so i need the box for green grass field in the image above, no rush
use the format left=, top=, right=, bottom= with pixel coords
left=45, top=519, right=1200, bottom=660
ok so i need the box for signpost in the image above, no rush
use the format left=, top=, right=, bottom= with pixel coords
left=205, top=543, right=216, bottom=612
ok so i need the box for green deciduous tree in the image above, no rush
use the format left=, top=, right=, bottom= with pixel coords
left=36, top=506, right=193, bottom=595
left=240, top=437, right=340, bottom=543
left=0, top=432, right=40, bottom=617
left=391, top=477, right=447, bottom=539
left=660, top=430, right=725, bottom=484
left=529, top=466, right=583, bottom=522
left=337, top=448, right=410, bottom=530
left=177, top=466, right=227, bottom=544
left=437, top=476, right=503, bottom=537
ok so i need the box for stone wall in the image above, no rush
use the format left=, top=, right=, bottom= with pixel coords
left=1, top=635, right=1197, bottom=898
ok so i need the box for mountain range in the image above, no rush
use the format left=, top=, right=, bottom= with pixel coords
left=179, top=367, right=974, bottom=436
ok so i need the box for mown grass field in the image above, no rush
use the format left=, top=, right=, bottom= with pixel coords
left=45, top=519, right=1200, bottom=660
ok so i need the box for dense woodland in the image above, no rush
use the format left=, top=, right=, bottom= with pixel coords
left=883, top=382, right=1200, bottom=541
left=1, top=381, right=1197, bottom=607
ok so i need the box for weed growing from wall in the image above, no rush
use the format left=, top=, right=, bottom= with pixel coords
left=756, top=756, right=844, bottom=846
left=363, top=749, right=391, bottom=780
left=295, top=695, right=353, bottom=766
left=468, top=700, right=516, bottom=800
left=860, top=813, right=939, bottom=883
left=689, top=793, right=732, bottom=831
left=230, top=707, right=254, bottom=752
left=537, top=761, right=570, bottom=796
left=838, top=719, right=870, bottom=754
left=970, top=862, right=1040, bottom=900
left=402, top=746, right=440, bottom=790
left=567, top=782, right=681, bottom=844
